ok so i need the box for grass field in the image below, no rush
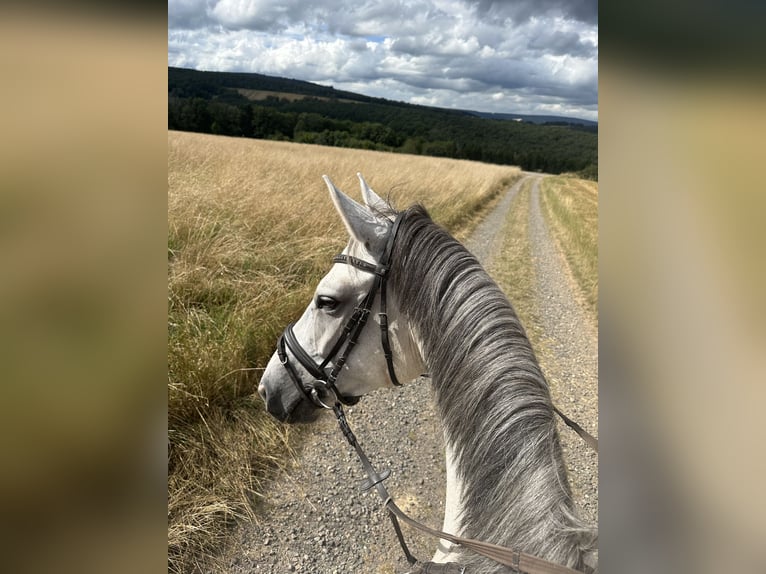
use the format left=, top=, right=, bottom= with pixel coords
left=167, top=130, right=520, bottom=572
left=235, top=88, right=358, bottom=104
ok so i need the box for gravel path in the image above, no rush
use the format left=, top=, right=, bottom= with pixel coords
left=527, top=176, right=598, bottom=526
left=228, top=174, right=597, bottom=573
left=462, top=175, right=526, bottom=267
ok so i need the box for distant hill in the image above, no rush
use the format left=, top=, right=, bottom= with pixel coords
left=466, top=110, right=598, bottom=128
left=168, top=67, right=597, bottom=178
left=169, top=66, right=382, bottom=104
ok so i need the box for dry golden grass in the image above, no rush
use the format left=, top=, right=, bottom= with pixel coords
left=539, top=176, right=599, bottom=319
left=167, top=130, right=520, bottom=572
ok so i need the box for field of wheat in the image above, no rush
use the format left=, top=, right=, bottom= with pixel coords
left=167, top=130, right=520, bottom=571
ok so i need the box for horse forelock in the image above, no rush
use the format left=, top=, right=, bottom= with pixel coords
left=389, top=205, right=597, bottom=573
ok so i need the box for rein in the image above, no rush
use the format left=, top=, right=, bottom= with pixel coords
left=276, top=210, right=597, bottom=572
left=333, top=402, right=594, bottom=574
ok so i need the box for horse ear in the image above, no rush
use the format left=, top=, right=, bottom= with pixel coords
left=357, top=172, right=389, bottom=213
left=324, top=175, right=389, bottom=253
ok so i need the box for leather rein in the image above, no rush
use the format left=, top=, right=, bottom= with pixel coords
left=275, top=211, right=598, bottom=573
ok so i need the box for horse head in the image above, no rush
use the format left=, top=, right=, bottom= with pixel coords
left=258, top=174, right=424, bottom=422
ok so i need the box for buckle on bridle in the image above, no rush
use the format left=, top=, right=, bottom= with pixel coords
left=309, top=380, right=338, bottom=409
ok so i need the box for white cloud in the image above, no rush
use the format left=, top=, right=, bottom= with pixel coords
left=167, top=0, right=598, bottom=120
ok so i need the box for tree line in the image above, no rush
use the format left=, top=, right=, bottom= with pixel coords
left=168, top=67, right=597, bottom=178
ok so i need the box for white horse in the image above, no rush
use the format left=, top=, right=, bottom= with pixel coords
left=258, top=174, right=597, bottom=573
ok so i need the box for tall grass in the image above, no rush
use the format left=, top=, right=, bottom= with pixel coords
left=167, top=130, right=520, bottom=572
left=539, top=176, right=599, bottom=320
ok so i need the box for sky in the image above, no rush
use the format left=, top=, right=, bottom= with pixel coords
left=168, top=0, right=598, bottom=121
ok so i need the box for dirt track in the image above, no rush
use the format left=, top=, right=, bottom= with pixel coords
left=228, top=173, right=598, bottom=573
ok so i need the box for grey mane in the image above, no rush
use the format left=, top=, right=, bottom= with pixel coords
left=389, top=205, right=597, bottom=573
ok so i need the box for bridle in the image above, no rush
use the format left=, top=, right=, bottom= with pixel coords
left=276, top=212, right=404, bottom=410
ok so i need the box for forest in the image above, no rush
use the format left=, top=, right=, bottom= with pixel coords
left=168, top=66, right=597, bottom=178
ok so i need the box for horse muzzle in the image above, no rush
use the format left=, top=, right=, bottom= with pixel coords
left=257, top=370, right=322, bottom=423
left=258, top=345, right=339, bottom=422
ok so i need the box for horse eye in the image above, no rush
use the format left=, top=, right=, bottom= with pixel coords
left=316, top=295, right=339, bottom=311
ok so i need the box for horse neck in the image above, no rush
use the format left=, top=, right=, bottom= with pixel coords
left=391, top=207, right=595, bottom=572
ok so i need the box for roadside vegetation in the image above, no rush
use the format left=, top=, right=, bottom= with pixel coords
left=167, top=130, right=520, bottom=572
left=539, top=176, right=599, bottom=320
